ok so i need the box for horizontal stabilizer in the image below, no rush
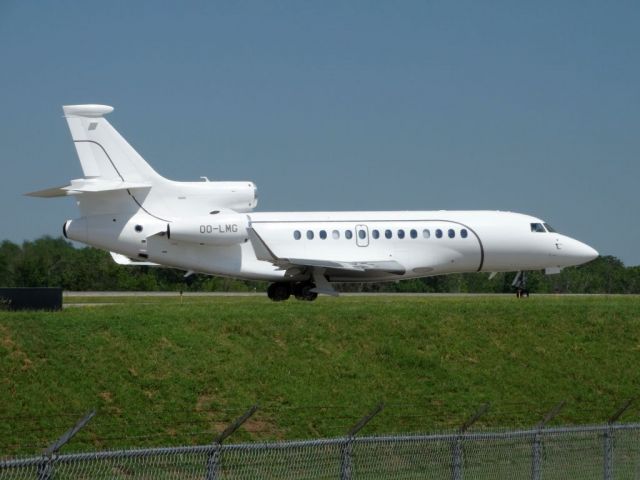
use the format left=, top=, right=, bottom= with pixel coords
left=24, top=185, right=72, bottom=198
left=110, top=252, right=160, bottom=267
left=26, top=178, right=152, bottom=197
left=63, top=104, right=114, bottom=118
left=65, top=179, right=152, bottom=193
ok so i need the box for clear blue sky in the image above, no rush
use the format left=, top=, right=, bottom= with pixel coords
left=1, top=1, right=639, bottom=264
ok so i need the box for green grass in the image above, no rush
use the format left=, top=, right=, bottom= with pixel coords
left=1, top=295, right=640, bottom=455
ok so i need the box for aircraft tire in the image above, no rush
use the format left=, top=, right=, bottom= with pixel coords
left=303, top=291, right=318, bottom=301
left=267, top=282, right=291, bottom=301
left=293, top=282, right=318, bottom=301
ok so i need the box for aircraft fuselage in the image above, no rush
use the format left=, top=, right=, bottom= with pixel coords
left=64, top=209, right=597, bottom=283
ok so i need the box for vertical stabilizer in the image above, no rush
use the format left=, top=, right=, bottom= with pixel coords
left=63, top=105, right=164, bottom=184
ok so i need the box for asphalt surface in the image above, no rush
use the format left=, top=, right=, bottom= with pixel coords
left=63, top=291, right=630, bottom=297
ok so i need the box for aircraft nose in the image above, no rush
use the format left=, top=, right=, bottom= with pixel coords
left=564, top=237, right=599, bottom=265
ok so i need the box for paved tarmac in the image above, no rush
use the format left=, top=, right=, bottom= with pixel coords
left=63, top=291, right=631, bottom=297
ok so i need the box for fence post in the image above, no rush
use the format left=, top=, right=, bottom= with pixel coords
left=340, top=402, right=384, bottom=480
left=530, top=401, right=564, bottom=480
left=603, top=397, right=634, bottom=480
left=37, top=410, right=95, bottom=480
left=205, top=405, right=258, bottom=480
left=451, top=403, right=490, bottom=480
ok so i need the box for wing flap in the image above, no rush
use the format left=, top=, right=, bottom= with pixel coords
left=287, top=258, right=405, bottom=274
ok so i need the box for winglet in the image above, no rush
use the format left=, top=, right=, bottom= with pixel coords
left=247, top=227, right=279, bottom=262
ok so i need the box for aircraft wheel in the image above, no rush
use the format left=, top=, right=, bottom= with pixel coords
left=294, top=282, right=318, bottom=301
left=267, top=282, right=291, bottom=301
left=303, top=290, right=318, bottom=301
left=292, top=282, right=304, bottom=300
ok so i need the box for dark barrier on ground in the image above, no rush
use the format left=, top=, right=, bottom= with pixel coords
left=0, top=288, right=62, bottom=311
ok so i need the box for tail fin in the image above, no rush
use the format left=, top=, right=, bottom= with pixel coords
left=63, top=104, right=164, bottom=183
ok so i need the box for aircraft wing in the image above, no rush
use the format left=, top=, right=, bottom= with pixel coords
left=247, top=228, right=406, bottom=275
left=282, top=258, right=405, bottom=274
left=110, top=252, right=160, bottom=267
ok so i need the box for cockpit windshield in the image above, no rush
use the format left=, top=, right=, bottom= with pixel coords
left=530, top=222, right=559, bottom=233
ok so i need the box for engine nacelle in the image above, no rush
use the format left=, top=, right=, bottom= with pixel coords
left=166, top=181, right=258, bottom=213
left=167, top=214, right=249, bottom=246
left=192, top=181, right=258, bottom=213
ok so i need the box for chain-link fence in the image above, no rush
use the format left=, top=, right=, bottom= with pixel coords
left=2, top=423, right=640, bottom=479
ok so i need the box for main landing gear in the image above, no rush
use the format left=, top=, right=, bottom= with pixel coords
left=512, top=271, right=529, bottom=298
left=267, top=281, right=318, bottom=302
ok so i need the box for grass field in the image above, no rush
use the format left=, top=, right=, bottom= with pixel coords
left=1, top=295, right=640, bottom=456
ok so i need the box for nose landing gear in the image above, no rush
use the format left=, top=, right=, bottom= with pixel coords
left=512, top=271, right=529, bottom=298
left=267, top=281, right=318, bottom=301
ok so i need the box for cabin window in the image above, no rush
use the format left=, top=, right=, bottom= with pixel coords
left=423, top=229, right=431, bottom=239
left=435, top=229, right=443, bottom=238
left=358, top=229, right=366, bottom=239
left=332, top=230, right=340, bottom=239
left=460, top=229, right=468, bottom=238
left=345, top=230, right=353, bottom=239
left=398, top=229, right=405, bottom=239
left=448, top=229, right=455, bottom=238
left=307, top=230, right=314, bottom=240
left=135, top=225, right=143, bottom=233
left=531, top=223, right=546, bottom=233
left=385, top=229, right=392, bottom=239
left=320, top=230, right=327, bottom=240
left=372, top=229, right=380, bottom=239
left=410, top=229, right=417, bottom=239
left=293, top=230, right=301, bottom=240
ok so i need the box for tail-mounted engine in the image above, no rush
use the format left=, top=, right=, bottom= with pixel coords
left=167, top=213, right=249, bottom=246
left=184, top=181, right=258, bottom=213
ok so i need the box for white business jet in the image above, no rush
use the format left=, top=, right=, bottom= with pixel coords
left=27, top=105, right=598, bottom=301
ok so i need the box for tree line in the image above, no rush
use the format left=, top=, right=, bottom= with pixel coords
left=1, top=236, right=639, bottom=293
